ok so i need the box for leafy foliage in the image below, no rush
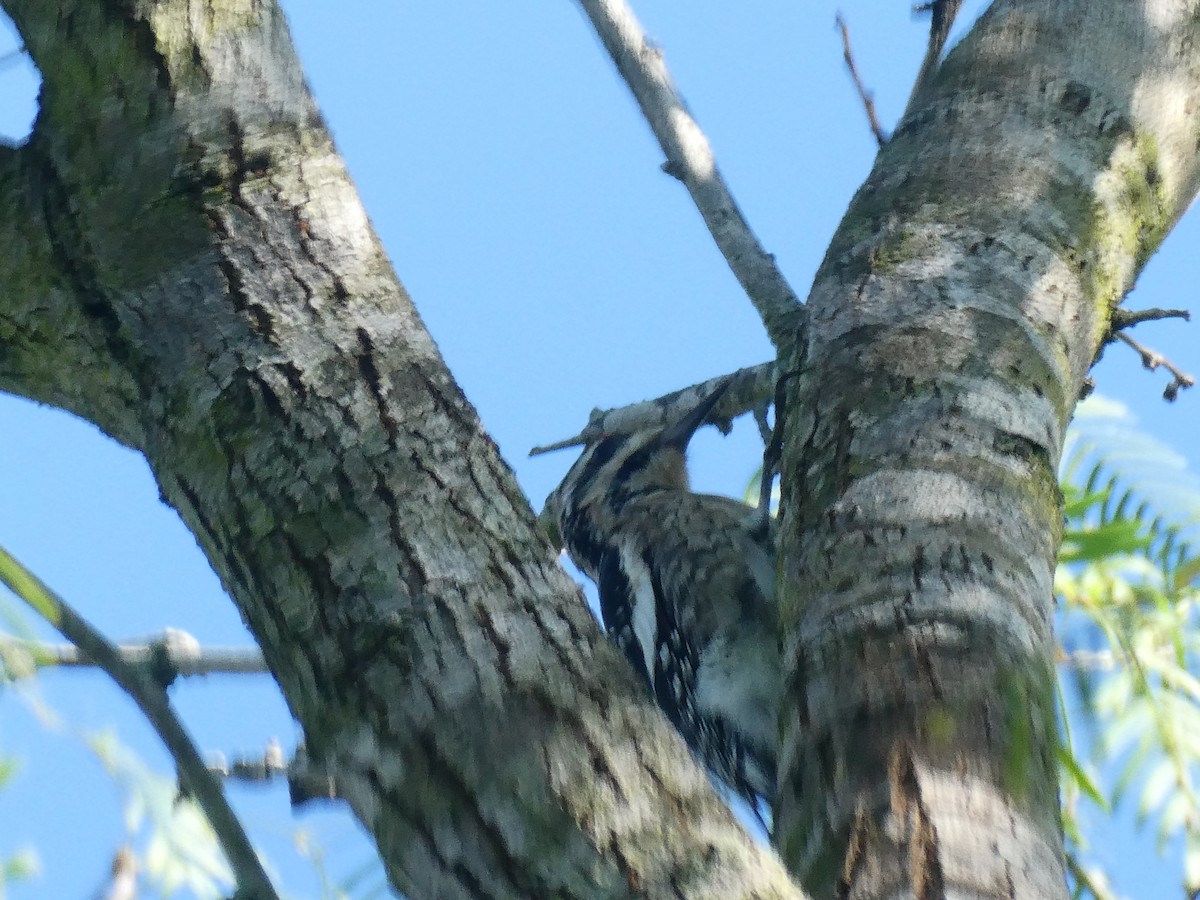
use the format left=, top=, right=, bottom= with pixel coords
left=1058, top=396, right=1200, bottom=899
left=0, top=614, right=38, bottom=898
left=89, top=729, right=234, bottom=899
left=0, top=755, right=37, bottom=900
left=0, top=562, right=235, bottom=899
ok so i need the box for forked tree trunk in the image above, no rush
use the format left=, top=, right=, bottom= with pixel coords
left=0, top=2, right=1197, bottom=899
left=776, top=3, right=1200, bottom=897
left=0, top=2, right=799, bottom=898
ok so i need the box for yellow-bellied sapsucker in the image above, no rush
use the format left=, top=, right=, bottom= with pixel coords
left=544, top=383, right=778, bottom=810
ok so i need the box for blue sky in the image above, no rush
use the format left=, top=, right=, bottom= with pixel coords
left=1, top=2, right=1198, bottom=897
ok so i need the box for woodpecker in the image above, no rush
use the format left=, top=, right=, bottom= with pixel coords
left=543, top=382, right=778, bottom=811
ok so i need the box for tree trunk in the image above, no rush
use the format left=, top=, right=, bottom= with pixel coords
left=775, top=2, right=1200, bottom=897
left=1, top=2, right=1198, bottom=900
left=0, top=2, right=798, bottom=898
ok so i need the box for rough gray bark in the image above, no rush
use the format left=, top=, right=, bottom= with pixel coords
left=775, top=2, right=1200, bottom=898
left=0, top=2, right=800, bottom=898
left=2, top=1, right=1199, bottom=899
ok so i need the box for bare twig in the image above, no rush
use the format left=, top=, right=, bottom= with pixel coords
left=1114, top=331, right=1195, bottom=401
left=835, top=16, right=887, bottom=147
left=903, top=0, right=964, bottom=118
left=1111, top=306, right=1191, bottom=330
left=572, top=0, right=804, bottom=348
left=0, top=547, right=280, bottom=900
left=0, top=47, right=27, bottom=70
left=1057, top=648, right=1117, bottom=671
left=209, top=741, right=340, bottom=806
left=530, top=361, right=775, bottom=455
left=2, top=629, right=267, bottom=678
left=208, top=739, right=289, bottom=782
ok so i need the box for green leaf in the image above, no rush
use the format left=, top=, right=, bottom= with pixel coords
left=1176, top=554, right=1200, bottom=590
left=1060, top=520, right=1151, bottom=563
left=1, top=846, right=38, bottom=883
left=1063, top=485, right=1109, bottom=521
left=88, top=729, right=234, bottom=899
left=0, top=759, right=17, bottom=791
left=1058, top=744, right=1108, bottom=810
left=1138, top=758, right=1177, bottom=823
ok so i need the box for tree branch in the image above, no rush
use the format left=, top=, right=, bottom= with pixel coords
left=903, top=0, right=964, bottom=118
left=1, top=4, right=808, bottom=895
left=0, top=46, right=26, bottom=71
left=1111, top=306, right=1191, bottom=330
left=0, top=546, right=279, bottom=900
left=572, top=0, right=804, bottom=348
left=1114, top=331, right=1196, bottom=401
left=835, top=15, right=887, bottom=147
left=1057, top=648, right=1118, bottom=671
left=1, top=630, right=267, bottom=677
left=208, top=741, right=340, bottom=806
left=774, top=2, right=1200, bottom=892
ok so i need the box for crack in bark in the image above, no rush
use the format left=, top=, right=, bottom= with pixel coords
left=475, top=604, right=514, bottom=683
left=912, top=544, right=927, bottom=590
left=355, top=327, right=400, bottom=444
left=33, top=150, right=149, bottom=406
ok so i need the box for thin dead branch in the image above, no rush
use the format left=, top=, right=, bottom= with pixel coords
left=0, top=47, right=27, bottom=70
left=904, top=0, right=964, bottom=117
left=2, top=629, right=266, bottom=678
left=572, top=0, right=804, bottom=348
left=1111, top=306, right=1191, bottom=330
left=209, top=741, right=340, bottom=806
left=1114, top=331, right=1196, bottom=401
left=836, top=15, right=887, bottom=147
